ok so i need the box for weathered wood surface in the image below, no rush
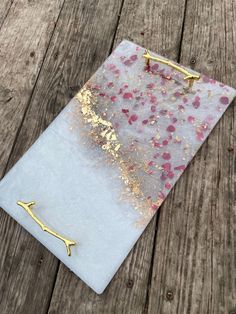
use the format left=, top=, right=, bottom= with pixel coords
left=0, top=0, right=235, bottom=313
left=147, top=1, right=236, bottom=313
left=0, top=1, right=13, bottom=29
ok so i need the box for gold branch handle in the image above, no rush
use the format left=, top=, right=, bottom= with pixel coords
left=17, top=201, right=76, bottom=256
left=143, top=50, right=200, bottom=89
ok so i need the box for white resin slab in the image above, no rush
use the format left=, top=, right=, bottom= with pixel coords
left=0, top=40, right=235, bottom=293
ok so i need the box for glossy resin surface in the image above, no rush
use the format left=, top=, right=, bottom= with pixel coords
left=0, top=40, right=235, bottom=293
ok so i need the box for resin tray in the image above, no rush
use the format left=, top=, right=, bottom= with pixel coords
left=0, top=40, right=235, bottom=293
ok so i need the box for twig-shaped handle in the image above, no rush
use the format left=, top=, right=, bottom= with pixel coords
left=143, top=50, right=200, bottom=89
left=17, top=201, right=76, bottom=256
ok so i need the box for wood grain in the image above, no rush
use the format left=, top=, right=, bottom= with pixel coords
left=0, top=1, right=65, bottom=313
left=0, top=0, right=14, bottom=29
left=0, top=0, right=235, bottom=312
left=47, top=0, right=187, bottom=313
left=0, top=0, right=64, bottom=177
left=147, top=0, right=236, bottom=313
left=0, top=0, right=124, bottom=313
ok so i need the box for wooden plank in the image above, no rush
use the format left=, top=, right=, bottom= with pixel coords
left=0, top=0, right=64, bottom=176
left=147, top=0, right=236, bottom=313
left=47, top=0, right=187, bottom=313
left=0, top=0, right=125, bottom=313
left=0, top=1, right=65, bottom=313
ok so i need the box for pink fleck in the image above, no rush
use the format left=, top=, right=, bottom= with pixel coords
left=162, top=163, right=171, bottom=171
left=122, top=108, right=129, bottom=113
left=167, top=171, right=174, bottom=179
left=174, top=165, right=185, bottom=171
left=192, top=96, right=200, bottom=109
left=123, top=92, right=133, bottom=99
left=151, top=203, right=158, bottom=210
left=130, top=54, right=138, bottom=61
left=124, top=60, right=131, bottom=66
left=188, top=116, right=195, bottom=123
left=107, top=64, right=116, bottom=71
left=196, top=131, right=204, bottom=141
left=110, top=96, right=117, bottom=102
left=220, top=96, right=229, bottom=105
left=162, top=139, right=168, bottom=146
left=160, top=109, right=168, bottom=116
left=129, top=114, right=138, bottom=124
left=142, top=119, right=148, bottom=125
left=91, top=84, right=101, bottom=90
left=162, top=152, right=171, bottom=160
left=202, top=75, right=210, bottom=83
left=128, top=165, right=135, bottom=171
left=183, top=97, right=188, bottom=103
left=178, top=105, right=185, bottom=111
left=167, top=125, right=176, bottom=132
left=147, top=83, right=155, bottom=89
left=148, top=161, right=155, bottom=166
left=151, top=64, right=159, bottom=71
left=174, top=91, right=181, bottom=98
left=165, top=182, right=172, bottom=189
left=150, top=95, right=157, bottom=104
left=172, top=117, right=178, bottom=123
left=107, top=82, right=114, bottom=88
left=158, top=191, right=166, bottom=199
left=153, top=153, right=159, bottom=159
left=114, top=69, right=120, bottom=76
left=151, top=105, right=156, bottom=113
left=161, top=174, right=167, bottom=181
left=130, top=114, right=138, bottom=121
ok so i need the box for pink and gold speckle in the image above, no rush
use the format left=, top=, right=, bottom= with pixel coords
left=71, top=40, right=235, bottom=225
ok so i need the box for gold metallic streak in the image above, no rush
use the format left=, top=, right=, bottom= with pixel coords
left=17, top=201, right=76, bottom=256
left=77, top=88, right=120, bottom=158
left=143, top=50, right=200, bottom=89
left=76, top=88, right=147, bottom=211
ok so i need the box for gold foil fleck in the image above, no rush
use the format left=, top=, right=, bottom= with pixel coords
left=75, top=87, right=154, bottom=220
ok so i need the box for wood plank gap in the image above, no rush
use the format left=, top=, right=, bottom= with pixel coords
left=143, top=211, right=161, bottom=313
left=2, top=0, right=67, bottom=179
left=177, top=0, right=188, bottom=63
left=108, top=0, right=125, bottom=55
left=45, top=261, right=61, bottom=314
left=144, top=0, right=189, bottom=310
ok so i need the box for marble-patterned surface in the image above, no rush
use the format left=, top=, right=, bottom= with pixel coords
left=0, top=40, right=235, bottom=293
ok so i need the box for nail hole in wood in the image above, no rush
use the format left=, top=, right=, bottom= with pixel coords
left=166, top=290, right=174, bottom=301
left=126, top=279, right=134, bottom=288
